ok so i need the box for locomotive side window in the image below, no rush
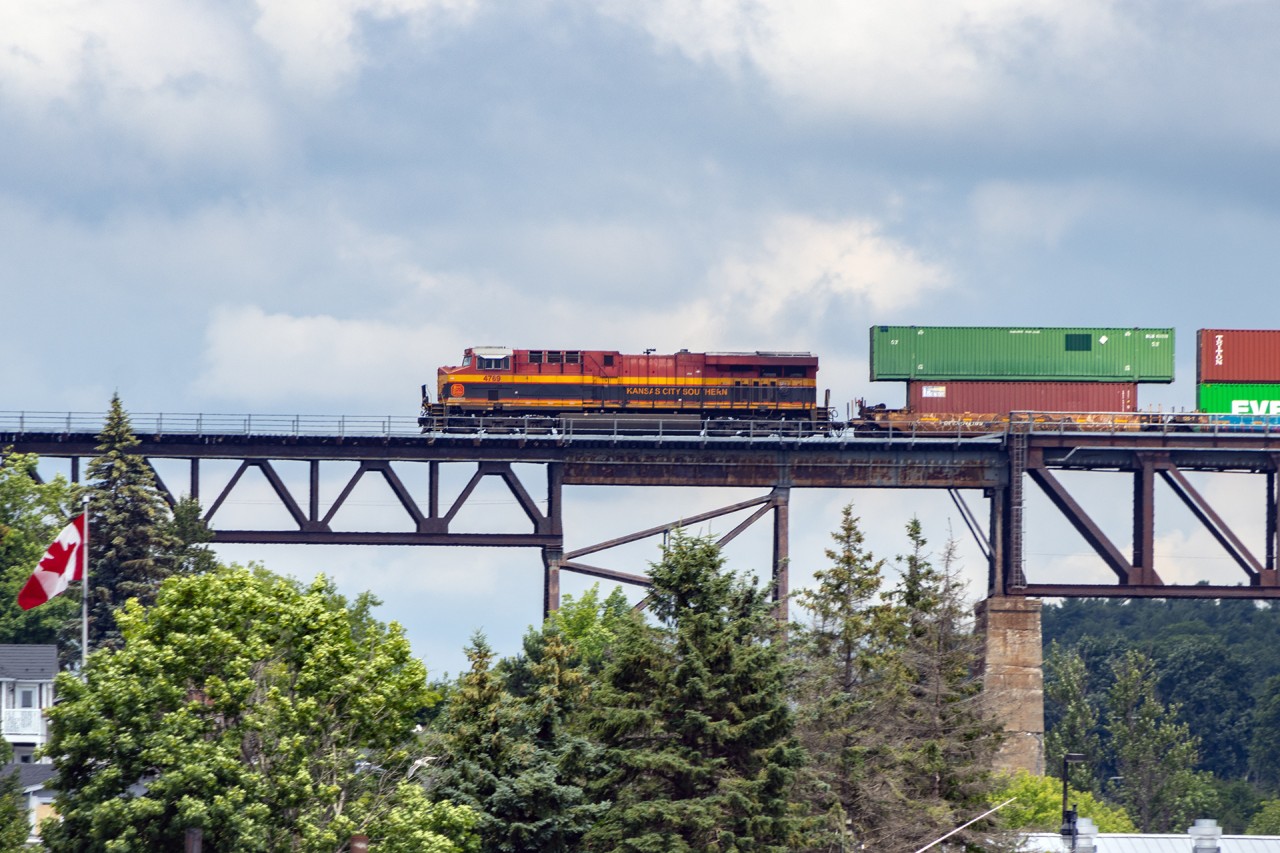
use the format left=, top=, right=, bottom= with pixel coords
left=603, top=355, right=614, bottom=366
left=1064, top=334, right=1092, bottom=352
left=529, top=351, right=543, bottom=364
left=549, top=351, right=563, bottom=364
left=566, top=351, right=582, bottom=364
left=477, top=356, right=511, bottom=370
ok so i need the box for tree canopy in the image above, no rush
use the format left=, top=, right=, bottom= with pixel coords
left=42, top=566, right=474, bottom=852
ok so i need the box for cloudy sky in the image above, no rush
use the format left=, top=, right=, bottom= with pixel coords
left=6, top=1, right=1280, bottom=674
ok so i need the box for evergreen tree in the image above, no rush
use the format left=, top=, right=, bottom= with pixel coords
left=584, top=530, right=801, bottom=851
left=1106, top=649, right=1215, bottom=832
left=433, top=631, right=605, bottom=852
left=161, top=495, right=219, bottom=577
left=790, top=512, right=1001, bottom=851
left=789, top=502, right=905, bottom=850
left=888, top=522, right=1003, bottom=847
left=81, top=394, right=180, bottom=649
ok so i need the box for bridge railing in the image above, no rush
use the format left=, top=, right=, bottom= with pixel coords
left=0, top=412, right=426, bottom=438
left=6, top=410, right=1280, bottom=441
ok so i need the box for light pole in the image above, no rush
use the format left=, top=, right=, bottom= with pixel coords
left=1059, top=752, right=1086, bottom=850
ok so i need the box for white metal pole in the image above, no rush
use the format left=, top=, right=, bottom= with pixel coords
left=81, top=495, right=89, bottom=672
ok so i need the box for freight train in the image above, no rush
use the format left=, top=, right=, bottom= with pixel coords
left=419, top=329, right=1280, bottom=433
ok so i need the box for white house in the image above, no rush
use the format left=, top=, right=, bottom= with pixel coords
left=0, top=645, right=57, bottom=764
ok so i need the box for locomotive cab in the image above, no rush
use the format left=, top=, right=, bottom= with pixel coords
left=436, top=346, right=514, bottom=414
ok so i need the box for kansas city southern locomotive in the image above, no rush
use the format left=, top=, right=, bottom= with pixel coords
left=422, top=346, right=827, bottom=424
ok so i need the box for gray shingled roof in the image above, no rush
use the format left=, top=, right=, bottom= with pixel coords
left=0, top=645, right=57, bottom=680
left=1022, top=832, right=1280, bottom=851
left=2, top=764, right=55, bottom=792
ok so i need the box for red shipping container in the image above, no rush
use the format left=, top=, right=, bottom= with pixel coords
left=1198, top=329, right=1280, bottom=383
left=906, top=381, right=1138, bottom=414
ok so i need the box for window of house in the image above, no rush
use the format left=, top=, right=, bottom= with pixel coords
left=19, top=688, right=34, bottom=709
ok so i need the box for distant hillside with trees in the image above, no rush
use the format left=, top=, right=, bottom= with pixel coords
left=1043, top=596, right=1280, bottom=832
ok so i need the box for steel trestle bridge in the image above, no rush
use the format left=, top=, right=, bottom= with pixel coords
left=4, top=410, right=1280, bottom=616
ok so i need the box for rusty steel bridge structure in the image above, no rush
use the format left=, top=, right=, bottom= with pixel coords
left=4, top=411, right=1280, bottom=616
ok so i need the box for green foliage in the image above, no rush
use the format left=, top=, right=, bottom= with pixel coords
left=993, top=771, right=1136, bottom=833
left=82, top=395, right=182, bottom=650
left=545, top=584, right=632, bottom=671
left=1252, top=675, right=1280, bottom=792
left=1106, top=649, right=1216, bottom=832
left=584, top=529, right=802, bottom=851
left=1044, top=643, right=1101, bottom=795
left=161, top=495, right=219, bottom=577
left=0, top=740, right=33, bottom=853
left=789, top=510, right=1001, bottom=851
left=890, top=522, right=1001, bottom=817
left=1043, top=597, right=1280, bottom=785
left=0, top=452, right=82, bottom=655
left=41, top=566, right=464, bottom=852
left=432, top=630, right=605, bottom=852
left=790, top=502, right=902, bottom=850
left=1248, top=799, right=1280, bottom=835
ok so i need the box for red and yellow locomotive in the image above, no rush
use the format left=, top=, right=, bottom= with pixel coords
left=422, top=346, right=827, bottom=424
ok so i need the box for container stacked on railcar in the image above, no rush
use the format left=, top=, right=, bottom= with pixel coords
left=423, top=346, right=825, bottom=423
left=1197, top=330, right=1280, bottom=417
left=865, top=326, right=1175, bottom=426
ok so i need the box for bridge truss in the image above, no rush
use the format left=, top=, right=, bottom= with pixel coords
left=4, top=412, right=1280, bottom=617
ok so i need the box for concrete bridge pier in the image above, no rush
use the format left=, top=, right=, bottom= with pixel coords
left=975, top=596, right=1044, bottom=775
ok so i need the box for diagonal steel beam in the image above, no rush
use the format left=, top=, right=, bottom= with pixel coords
left=557, top=561, right=653, bottom=586
left=1159, top=465, right=1264, bottom=579
left=564, top=494, right=772, bottom=560
left=1027, top=466, right=1133, bottom=583
left=363, top=462, right=425, bottom=528
left=949, top=488, right=991, bottom=563
left=487, top=462, right=549, bottom=531
left=255, top=459, right=311, bottom=530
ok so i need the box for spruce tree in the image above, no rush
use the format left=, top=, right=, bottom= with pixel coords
left=789, top=502, right=905, bottom=850
left=81, top=394, right=180, bottom=649
left=889, top=522, right=1002, bottom=846
left=433, top=631, right=604, bottom=852
left=584, top=530, right=801, bottom=852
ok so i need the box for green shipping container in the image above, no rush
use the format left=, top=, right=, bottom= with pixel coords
left=1197, top=383, right=1280, bottom=415
left=869, top=326, right=1175, bottom=382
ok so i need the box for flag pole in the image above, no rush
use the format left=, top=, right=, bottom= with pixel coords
left=81, top=495, right=89, bottom=673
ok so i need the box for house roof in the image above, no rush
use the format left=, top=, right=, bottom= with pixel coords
left=2, top=764, right=55, bottom=793
left=0, top=646, right=57, bottom=681
left=1021, top=832, right=1280, bottom=852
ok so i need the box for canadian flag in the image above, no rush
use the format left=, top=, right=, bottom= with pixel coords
left=18, top=514, right=87, bottom=611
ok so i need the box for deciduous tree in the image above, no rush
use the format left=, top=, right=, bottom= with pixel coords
left=42, top=566, right=465, bottom=852
left=0, top=452, right=81, bottom=654
left=1106, top=649, right=1215, bottom=832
